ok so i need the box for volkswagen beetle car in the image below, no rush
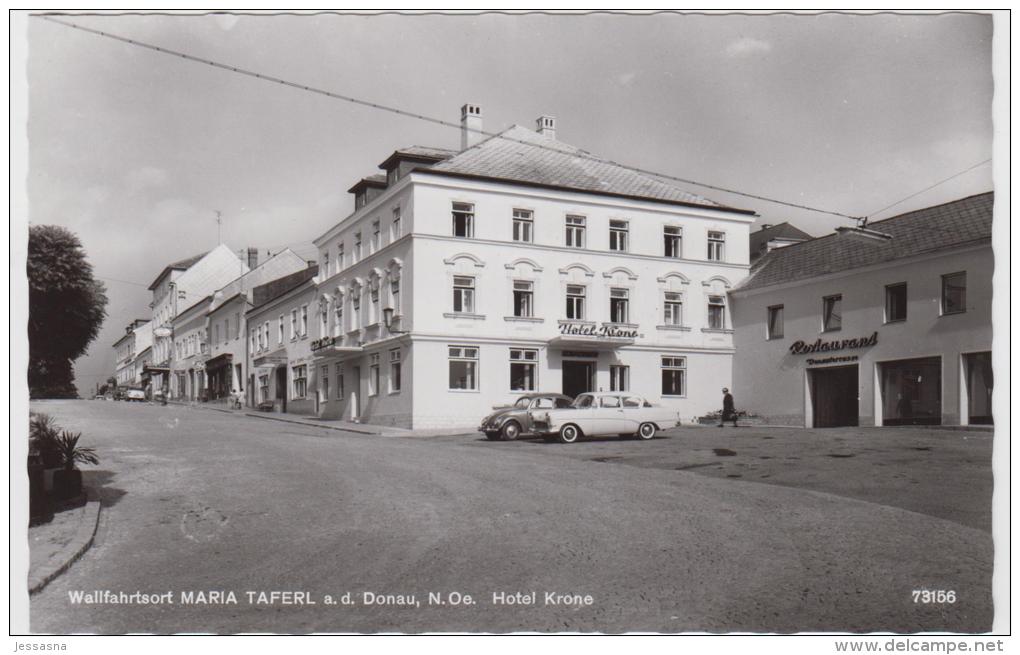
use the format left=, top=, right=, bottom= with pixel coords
left=530, top=392, right=682, bottom=443
left=124, top=387, right=147, bottom=402
left=479, top=393, right=573, bottom=441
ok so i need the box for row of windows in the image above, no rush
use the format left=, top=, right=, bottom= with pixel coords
left=210, top=312, right=243, bottom=347
left=451, top=276, right=727, bottom=328
left=451, top=203, right=728, bottom=261
left=260, top=351, right=404, bottom=402
left=449, top=347, right=688, bottom=396
left=321, top=207, right=403, bottom=279
left=250, top=305, right=310, bottom=353
left=764, top=271, right=969, bottom=340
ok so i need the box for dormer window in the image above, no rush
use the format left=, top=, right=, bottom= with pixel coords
left=355, top=193, right=367, bottom=210
left=387, top=168, right=399, bottom=187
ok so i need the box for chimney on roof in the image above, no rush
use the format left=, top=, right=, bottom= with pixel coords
left=759, top=224, right=772, bottom=231
left=247, top=247, right=259, bottom=270
left=460, top=103, right=483, bottom=151
left=536, top=115, right=556, bottom=139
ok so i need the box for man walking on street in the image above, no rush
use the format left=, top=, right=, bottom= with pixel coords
left=718, top=387, right=738, bottom=427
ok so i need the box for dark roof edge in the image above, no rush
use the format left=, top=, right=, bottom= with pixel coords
left=742, top=190, right=994, bottom=263
left=347, top=176, right=388, bottom=194
left=248, top=276, right=317, bottom=314
left=378, top=150, right=451, bottom=171
left=147, top=264, right=187, bottom=291
left=735, top=235, right=992, bottom=293
left=413, top=169, right=758, bottom=216
left=210, top=291, right=251, bottom=311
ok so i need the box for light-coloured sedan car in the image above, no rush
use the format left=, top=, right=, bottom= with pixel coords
left=530, top=392, right=682, bottom=443
left=124, top=387, right=147, bottom=402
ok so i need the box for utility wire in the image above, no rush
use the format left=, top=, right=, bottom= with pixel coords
left=38, top=14, right=864, bottom=221
left=95, top=274, right=151, bottom=288
left=865, top=158, right=992, bottom=221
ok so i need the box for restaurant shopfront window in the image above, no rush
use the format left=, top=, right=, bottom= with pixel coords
left=963, top=351, right=993, bottom=425
left=879, top=356, right=942, bottom=426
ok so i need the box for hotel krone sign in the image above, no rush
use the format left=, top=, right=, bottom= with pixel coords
left=558, top=323, right=639, bottom=339
left=788, top=331, right=878, bottom=355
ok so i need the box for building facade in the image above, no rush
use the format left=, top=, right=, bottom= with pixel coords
left=246, top=266, right=320, bottom=414
left=308, top=106, right=757, bottom=429
left=170, top=296, right=212, bottom=401
left=112, top=319, right=150, bottom=388
left=730, top=192, right=993, bottom=428
left=146, top=244, right=249, bottom=392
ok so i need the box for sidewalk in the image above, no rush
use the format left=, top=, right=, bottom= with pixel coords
left=170, top=399, right=477, bottom=437
left=28, top=487, right=102, bottom=594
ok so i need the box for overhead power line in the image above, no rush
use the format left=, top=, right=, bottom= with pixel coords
left=37, top=14, right=865, bottom=221
left=864, top=158, right=993, bottom=221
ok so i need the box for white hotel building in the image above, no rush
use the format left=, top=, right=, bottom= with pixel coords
left=308, top=105, right=757, bottom=429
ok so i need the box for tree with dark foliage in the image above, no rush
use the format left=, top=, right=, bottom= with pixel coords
left=27, top=225, right=108, bottom=398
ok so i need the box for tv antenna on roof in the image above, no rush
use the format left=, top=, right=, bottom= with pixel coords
left=214, top=210, right=223, bottom=244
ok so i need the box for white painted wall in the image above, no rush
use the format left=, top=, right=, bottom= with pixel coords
left=731, top=245, right=993, bottom=426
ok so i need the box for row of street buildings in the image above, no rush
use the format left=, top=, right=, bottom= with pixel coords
left=112, top=104, right=994, bottom=429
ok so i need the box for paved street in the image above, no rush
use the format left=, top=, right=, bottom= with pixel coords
left=27, top=400, right=993, bottom=633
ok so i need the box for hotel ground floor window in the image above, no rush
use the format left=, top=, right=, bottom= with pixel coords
left=661, top=356, right=686, bottom=396
left=335, top=363, right=344, bottom=400
left=509, top=349, right=538, bottom=391
left=610, top=365, right=629, bottom=392
left=449, top=346, right=478, bottom=390
left=390, top=349, right=402, bottom=393
left=879, top=357, right=942, bottom=426
left=292, top=365, right=307, bottom=399
left=369, top=353, right=380, bottom=396
left=320, top=365, right=329, bottom=402
left=258, top=374, right=270, bottom=403
left=963, top=351, right=993, bottom=425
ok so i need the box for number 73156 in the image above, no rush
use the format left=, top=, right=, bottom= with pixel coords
left=912, top=589, right=956, bottom=604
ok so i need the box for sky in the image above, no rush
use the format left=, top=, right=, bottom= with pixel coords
left=19, top=11, right=995, bottom=394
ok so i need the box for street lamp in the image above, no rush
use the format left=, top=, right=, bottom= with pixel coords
left=382, top=307, right=407, bottom=335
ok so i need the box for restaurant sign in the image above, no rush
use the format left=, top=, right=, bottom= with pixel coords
left=789, top=331, right=878, bottom=355
left=559, top=323, right=639, bottom=339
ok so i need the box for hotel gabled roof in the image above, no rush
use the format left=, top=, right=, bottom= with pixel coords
left=419, top=125, right=755, bottom=214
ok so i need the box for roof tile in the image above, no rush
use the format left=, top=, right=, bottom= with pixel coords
left=737, top=192, right=993, bottom=292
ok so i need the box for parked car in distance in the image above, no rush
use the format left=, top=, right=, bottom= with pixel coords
left=530, top=392, right=682, bottom=443
left=479, top=393, right=574, bottom=441
left=124, top=387, right=147, bottom=402
left=113, top=388, right=126, bottom=401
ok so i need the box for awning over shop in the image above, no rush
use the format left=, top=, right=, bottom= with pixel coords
left=547, top=335, right=635, bottom=351
left=253, top=355, right=288, bottom=369
left=204, top=353, right=233, bottom=370
left=142, top=364, right=170, bottom=374
left=311, top=336, right=364, bottom=358
left=312, top=345, right=364, bottom=359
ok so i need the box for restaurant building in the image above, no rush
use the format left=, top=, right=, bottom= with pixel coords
left=309, top=104, right=758, bottom=429
left=730, top=192, right=993, bottom=428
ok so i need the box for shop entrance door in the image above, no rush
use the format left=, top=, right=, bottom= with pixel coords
left=809, top=365, right=859, bottom=428
left=275, top=366, right=287, bottom=413
left=562, top=360, right=595, bottom=399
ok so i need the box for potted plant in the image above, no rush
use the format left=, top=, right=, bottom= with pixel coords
left=49, top=430, right=99, bottom=500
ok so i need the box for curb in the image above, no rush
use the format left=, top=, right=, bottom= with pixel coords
left=28, top=488, right=102, bottom=595
left=242, top=411, right=382, bottom=435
